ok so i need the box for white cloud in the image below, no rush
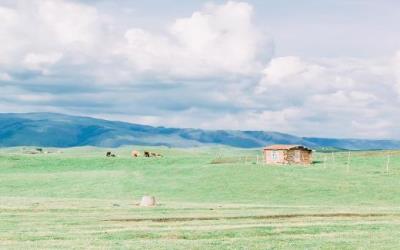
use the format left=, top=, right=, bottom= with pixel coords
left=116, top=1, right=269, bottom=78
left=0, top=5, right=20, bottom=66
left=258, top=56, right=324, bottom=87
left=0, top=0, right=400, bottom=140
left=252, top=55, right=400, bottom=138
left=23, top=52, right=63, bottom=74
left=0, top=1, right=270, bottom=82
left=0, top=0, right=103, bottom=73
left=394, top=51, right=400, bottom=95
left=37, top=0, right=101, bottom=46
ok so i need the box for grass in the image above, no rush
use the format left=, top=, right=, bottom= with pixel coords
left=0, top=147, right=400, bottom=249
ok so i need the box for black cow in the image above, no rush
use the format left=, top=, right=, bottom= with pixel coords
left=106, top=152, right=116, bottom=157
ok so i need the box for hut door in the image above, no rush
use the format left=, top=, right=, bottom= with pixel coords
left=271, top=151, right=278, bottom=162
left=294, top=150, right=301, bottom=162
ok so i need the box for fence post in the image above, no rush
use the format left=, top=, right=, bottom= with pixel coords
left=347, top=151, right=351, bottom=172
left=262, top=152, right=266, bottom=165
left=386, top=154, right=391, bottom=174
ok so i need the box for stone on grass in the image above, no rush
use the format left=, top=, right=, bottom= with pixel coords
left=140, top=196, right=156, bottom=207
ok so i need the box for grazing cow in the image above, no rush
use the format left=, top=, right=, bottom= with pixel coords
left=151, top=152, right=157, bottom=157
left=106, top=152, right=116, bottom=157
left=144, top=151, right=150, bottom=157
left=131, top=150, right=141, bottom=157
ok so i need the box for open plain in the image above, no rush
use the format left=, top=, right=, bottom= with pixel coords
left=1, top=147, right=400, bottom=249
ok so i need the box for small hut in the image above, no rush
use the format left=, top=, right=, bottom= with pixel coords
left=263, top=145, right=313, bottom=165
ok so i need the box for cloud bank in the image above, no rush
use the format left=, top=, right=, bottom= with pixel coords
left=1, top=0, right=400, bottom=139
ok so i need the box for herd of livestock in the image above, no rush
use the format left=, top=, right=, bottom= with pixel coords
left=106, top=150, right=162, bottom=158
left=21, top=147, right=162, bottom=158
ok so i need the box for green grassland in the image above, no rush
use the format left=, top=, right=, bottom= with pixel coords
left=1, top=147, right=400, bottom=249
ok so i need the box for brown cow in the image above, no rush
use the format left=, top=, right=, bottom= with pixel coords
left=131, top=150, right=141, bottom=157
left=144, top=151, right=150, bottom=157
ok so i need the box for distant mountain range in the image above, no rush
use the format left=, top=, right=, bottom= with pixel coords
left=0, top=112, right=399, bottom=150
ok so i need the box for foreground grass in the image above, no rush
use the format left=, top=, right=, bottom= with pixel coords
left=0, top=147, right=400, bottom=249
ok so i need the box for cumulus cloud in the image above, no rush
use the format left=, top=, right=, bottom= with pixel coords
left=1, top=0, right=400, bottom=139
left=0, top=0, right=115, bottom=111
left=0, top=0, right=270, bottom=82
left=115, top=1, right=269, bottom=78
left=253, top=55, right=400, bottom=138
left=0, top=0, right=108, bottom=78
left=257, top=56, right=324, bottom=88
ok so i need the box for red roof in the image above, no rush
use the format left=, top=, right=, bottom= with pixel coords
left=263, top=144, right=312, bottom=151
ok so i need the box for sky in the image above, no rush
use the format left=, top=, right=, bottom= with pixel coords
left=1, top=0, right=400, bottom=139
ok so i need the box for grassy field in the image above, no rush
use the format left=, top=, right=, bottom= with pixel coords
left=1, top=147, right=400, bottom=249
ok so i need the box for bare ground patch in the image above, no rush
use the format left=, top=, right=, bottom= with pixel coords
left=104, top=212, right=400, bottom=223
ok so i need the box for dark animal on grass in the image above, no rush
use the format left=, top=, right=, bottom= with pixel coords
left=144, top=151, right=161, bottom=157
left=106, top=152, right=116, bottom=157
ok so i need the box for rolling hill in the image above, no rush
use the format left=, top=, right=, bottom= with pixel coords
left=0, top=112, right=399, bottom=150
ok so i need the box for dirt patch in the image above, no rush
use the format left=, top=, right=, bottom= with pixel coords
left=210, top=157, right=241, bottom=164
left=105, top=212, right=400, bottom=223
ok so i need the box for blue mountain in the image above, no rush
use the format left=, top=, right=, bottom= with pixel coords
left=0, top=112, right=399, bottom=150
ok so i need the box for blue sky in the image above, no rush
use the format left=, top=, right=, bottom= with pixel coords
left=1, top=0, right=400, bottom=139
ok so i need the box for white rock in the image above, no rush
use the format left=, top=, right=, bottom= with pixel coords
left=140, top=196, right=156, bottom=207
